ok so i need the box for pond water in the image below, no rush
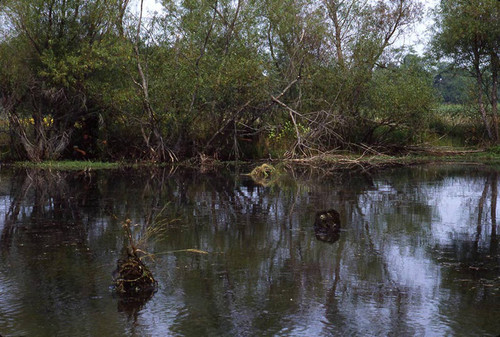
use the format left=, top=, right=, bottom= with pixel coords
left=0, top=164, right=499, bottom=337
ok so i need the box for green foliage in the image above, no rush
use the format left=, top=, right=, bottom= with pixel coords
left=0, top=0, right=448, bottom=162
left=432, top=0, right=500, bottom=143
left=365, top=55, right=438, bottom=144
left=429, top=104, right=485, bottom=146
left=266, top=120, right=310, bottom=158
left=433, top=64, right=475, bottom=104
left=487, top=145, right=500, bottom=155
left=433, top=0, right=499, bottom=62
left=0, top=0, right=135, bottom=161
left=268, top=121, right=309, bottom=142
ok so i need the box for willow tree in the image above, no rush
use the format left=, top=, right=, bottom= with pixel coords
left=148, top=0, right=271, bottom=159
left=0, top=0, right=132, bottom=161
left=260, top=0, right=423, bottom=155
left=433, top=0, right=500, bottom=143
left=150, top=0, right=424, bottom=157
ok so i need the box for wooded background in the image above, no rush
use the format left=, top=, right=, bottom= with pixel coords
left=0, top=0, right=498, bottom=162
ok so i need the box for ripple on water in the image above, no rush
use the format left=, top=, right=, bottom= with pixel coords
left=0, top=271, right=28, bottom=335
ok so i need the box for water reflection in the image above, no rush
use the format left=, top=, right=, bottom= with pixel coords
left=0, top=165, right=499, bottom=336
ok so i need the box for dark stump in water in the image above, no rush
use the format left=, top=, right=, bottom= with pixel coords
left=112, top=251, right=157, bottom=298
left=113, top=219, right=157, bottom=299
left=314, top=209, right=341, bottom=243
left=112, top=251, right=157, bottom=317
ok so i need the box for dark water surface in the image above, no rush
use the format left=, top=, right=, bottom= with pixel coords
left=0, top=164, right=499, bottom=336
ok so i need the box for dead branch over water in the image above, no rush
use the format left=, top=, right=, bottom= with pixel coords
left=277, top=146, right=488, bottom=173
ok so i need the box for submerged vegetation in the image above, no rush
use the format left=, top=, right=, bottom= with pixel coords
left=249, top=163, right=276, bottom=179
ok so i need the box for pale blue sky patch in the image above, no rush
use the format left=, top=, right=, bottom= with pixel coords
left=140, top=0, right=439, bottom=55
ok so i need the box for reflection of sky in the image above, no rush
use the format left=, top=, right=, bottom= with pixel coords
left=1, top=167, right=499, bottom=336
left=0, top=195, right=10, bottom=233
left=352, top=170, right=499, bottom=336
left=385, top=243, right=445, bottom=336
left=429, top=177, right=497, bottom=245
left=163, top=169, right=499, bottom=336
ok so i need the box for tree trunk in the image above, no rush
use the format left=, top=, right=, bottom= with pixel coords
left=34, top=103, right=44, bottom=158
left=326, top=0, right=344, bottom=67
left=492, top=172, right=498, bottom=238
left=491, top=51, right=499, bottom=143
left=133, top=0, right=175, bottom=162
left=473, top=50, right=494, bottom=141
left=475, top=175, right=489, bottom=253
left=117, top=0, right=130, bottom=37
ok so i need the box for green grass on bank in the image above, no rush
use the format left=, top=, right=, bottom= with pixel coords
left=8, top=145, right=500, bottom=172
left=13, top=160, right=122, bottom=170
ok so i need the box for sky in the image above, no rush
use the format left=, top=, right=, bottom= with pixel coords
left=140, top=0, right=439, bottom=55
left=404, top=0, right=440, bottom=54
left=139, top=0, right=163, bottom=15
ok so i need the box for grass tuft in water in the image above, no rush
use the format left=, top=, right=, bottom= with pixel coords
left=113, top=219, right=157, bottom=296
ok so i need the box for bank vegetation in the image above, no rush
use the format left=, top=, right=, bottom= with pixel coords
left=0, top=0, right=498, bottom=164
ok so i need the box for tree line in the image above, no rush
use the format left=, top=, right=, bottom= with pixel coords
left=0, top=0, right=498, bottom=162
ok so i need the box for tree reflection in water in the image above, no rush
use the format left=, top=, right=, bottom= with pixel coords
left=0, top=165, right=499, bottom=336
